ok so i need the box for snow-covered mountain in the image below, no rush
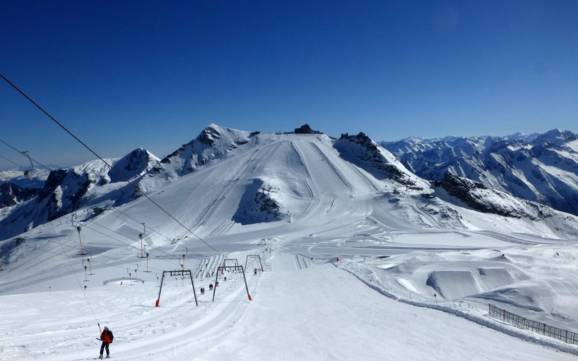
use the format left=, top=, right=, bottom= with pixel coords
left=0, top=169, right=48, bottom=208
left=2, top=125, right=578, bottom=242
left=382, top=129, right=578, bottom=215
left=2, top=124, right=578, bottom=361
left=154, top=123, right=252, bottom=178
left=0, top=148, right=159, bottom=240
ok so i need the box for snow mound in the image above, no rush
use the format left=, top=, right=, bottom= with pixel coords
left=345, top=244, right=578, bottom=332
left=478, top=267, right=514, bottom=290
left=426, top=270, right=479, bottom=299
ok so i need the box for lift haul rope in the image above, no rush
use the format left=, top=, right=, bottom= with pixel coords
left=0, top=137, right=53, bottom=171
left=0, top=71, right=220, bottom=253
left=0, top=71, right=227, bottom=333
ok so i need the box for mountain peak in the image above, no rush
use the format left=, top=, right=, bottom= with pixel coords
left=108, top=148, right=160, bottom=183
left=533, top=128, right=576, bottom=146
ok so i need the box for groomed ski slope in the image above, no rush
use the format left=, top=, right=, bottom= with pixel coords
left=1, top=252, right=575, bottom=361
left=2, top=130, right=578, bottom=360
left=1, top=134, right=545, bottom=293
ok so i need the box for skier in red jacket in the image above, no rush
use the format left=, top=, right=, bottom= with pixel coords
left=99, top=326, right=114, bottom=359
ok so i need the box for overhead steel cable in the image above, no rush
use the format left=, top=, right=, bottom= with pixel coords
left=0, top=73, right=104, bottom=166
left=0, top=137, right=53, bottom=171
left=0, top=144, right=177, bottom=254
left=0, top=151, right=20, bottom=168
left=0, top=72, right=220, bottom=253
left=0, top=141, right=177, bottom=257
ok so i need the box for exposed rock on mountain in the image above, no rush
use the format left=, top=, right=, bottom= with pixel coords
left=233, top=178, right=284, bottom=224
left=294, top=124, right=321, bottom=134
left=382, top=129, right=578, bottom=215
left=436, top=173, right=549, bottom=219
left=334, top=132, right=427, bottom=189
left=0, top=182, right=40, bottom=208
left=0, top=149, right=159, bottom=240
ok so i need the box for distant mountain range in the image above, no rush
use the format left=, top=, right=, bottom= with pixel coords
left=382, top=129, right=578, bottom=216
left=0, top=125, right=577, bottom=242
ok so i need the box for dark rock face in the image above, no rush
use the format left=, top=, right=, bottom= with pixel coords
left=0, top=182, right=40, bottom=208
left=294, top=124, right=321, bottom=134
left=233, top=179, right=282, bottom=225
left=438, top=173, right=492, bottom=212
left=40, top=169, right=68, bottom=198
left=198, top=126, right=222, bottom=145
left=335, top=133, right=419, bottom=187
left=437, top=173, right=546, bottom=219
left=0, top=147, right=159, bottom=241
left=0, top=168, right=93, bottom=240
left=43, top=170, right=92, bottom=221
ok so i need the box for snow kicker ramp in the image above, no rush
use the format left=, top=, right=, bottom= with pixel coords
left=2, top=253, right=575, bottom=361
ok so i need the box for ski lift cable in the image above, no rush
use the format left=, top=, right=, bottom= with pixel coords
left=78, top=209, right=180, bottom=259
left=13, top=222, right=166, bottom=275
left=0, top=137, right=53, bottom=171
left=44, top=228, right=103, bottom=331
left=28, top=226, right=164, bottom=320
left=81, top=222, right=175, bottom=268
left=108, top=206, right=175, bottom=244
left=65, top=217, right=171, bottom=269
left=1, top=144, right=176, bottom=246
left=0, top=147, right=181, bottom=263
left=0, top=151, right=21, bottom=168
left=0, top=72, right=219, bottom=253
left=1, top=131, right=175, bottom=244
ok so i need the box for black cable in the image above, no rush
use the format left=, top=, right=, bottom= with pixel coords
left=0, top=72, right=219, bottom=253
left=0, top=73, right=108, bottom=168
left=0, top=141, right=177, bottom=254
left=0, top=151, right=21, bottom=168
left=0, top=137, right=53, bottom=171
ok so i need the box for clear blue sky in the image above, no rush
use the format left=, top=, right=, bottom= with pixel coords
left=1, top=0, right=577, bottom=168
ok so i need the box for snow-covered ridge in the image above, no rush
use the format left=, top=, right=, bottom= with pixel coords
left=0, top=148, right=159, bottom=241
left=156, top=123, right=253, bottom=177
left=2, top=124, right=578, bottom=361
left=3, top=124, right=578, bottom=243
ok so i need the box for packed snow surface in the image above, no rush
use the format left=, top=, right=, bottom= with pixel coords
left=1, top=127, right=578, bottom=360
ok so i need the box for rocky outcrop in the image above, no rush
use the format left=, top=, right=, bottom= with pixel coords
left=437, top=173, right=549, bottom=219
left=334, top=132, right=426, bottom=189
left=0, top=182, right=40, bottom=208
left=294, top=124, right=321, bottom=134
left=233, top=179, right=284, bottom=224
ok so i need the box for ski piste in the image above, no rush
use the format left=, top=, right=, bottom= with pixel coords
left=1, top=125, right=578, bottom=360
